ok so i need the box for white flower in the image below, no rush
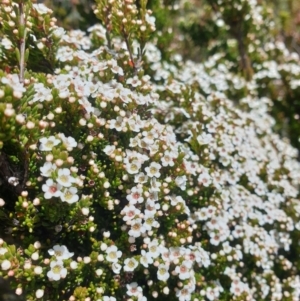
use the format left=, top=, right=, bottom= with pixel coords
left=1, top=259, right=11, bottom=271
left=103, top=145, right=116, bottom=156
left=126, top=282, right=143, bottom=297
left=126, top=160, right=142, bottom=174
left=157, top=263, right=170, bottom=281
left=42, top=179, right=62, bottom=199
left=124, top=257, right=138, bottom=272
left=175, top=175, right=187, bottom=190
left=168, top=195, right=185, bottom=206
left=175, top=260, right=193, bottom=280
left=197, top=132, right=213, bottom=145
left=110, top=116, right=125, bottom=131
left=176, top=285, right=192, bottom=301
left=145, top=13, right=156, bottom=28
left=40, top=162, right=57, bottom=177
left=150, top=177, right=161, bottom=191
left=48, top=245, right=74, bottom=260
left=60, top=187, right=79, bottom=204
left=144, top=212, right=159, bottom=231
left=58, top=133, right=77, bottom=150
left=56, top=168, right=76, bottom=187
left=145, top=162, right=162, bottom=178
left=198, top=172, right=211, bottom=187
left=106, top=245, right=122, bottom=263
left=32, top=83, right=53, bottom=102
left=129, top=218, right=146, bottom=238
left=33, top=4, right=52, bottom=14
left=140, top=250, right=153, bottom=268
left=112, top=262, right=122, bottom=274
left=126, top=186, right=144, bottom=204
left=148, top=239, right=160, bottom=258
left=47, top=260, right=67, bottom=281
left=122, top=205, right=141, bottom=222
left=161, top=150, right=175, bottom=167
left=39, top=136, right=61, bottom=151
left=51, top=27, right=65, bottom=39
left=134, top=172, right=148, bottom=183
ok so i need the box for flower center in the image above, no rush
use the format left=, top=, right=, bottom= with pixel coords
left=50, top=186, right=57, bottom=193
left=52, top=264, right=62, bottom=274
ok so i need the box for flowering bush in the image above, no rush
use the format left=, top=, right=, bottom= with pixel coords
left=0, top=0, right=300, bottom=301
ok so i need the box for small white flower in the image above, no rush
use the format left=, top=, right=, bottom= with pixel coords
left=112, top=262, right=122, bottom=274
left=47, top=260, right=67, bottom=281
left=60, top=187, right=79, bottom=204
left=122, top=205, right=141, bottom=222
left=175, top=175, right=187, bottom=190
left=126, top=160, right=142, bottom=174
left=157, top=263, right=170, bottom=281
left=145, top=13, right=156, bottom=27
left=198, top=173, right=211, bottom=187
left=134, top=172, right=148, bottom=183
left=42, top=179, right=62, bottom=199
left=33, top=3, right=52, bottom=14
left=140, top=250, right=153, bottom=268
left=110, top=116, right=124, bottom=131
left=40, top=162, right=57, bottom=177
left=58, top=133, right=77, bottom=150
left=126, top=282, right=143, bottom=297
left=103, top=145, right=116, bottom=156
left=197, top=132, right=213, bottom=145
left=48, top=245, right=74, bottom=260
left=145, top=162, right=161, bottom=178
left=161, top=150, right=175, bottom=167
left=148, top=239, right=160, bottom=258
left=126, top=186, right=144, bottom=204
left=39, top=136, right=61, bottom=151
left=106, top=245, right=122, bottom=263
left=124, top=257, right=138, bottom=272
left=56, top=168, right=76, bottom=187
left=143, top=212, right=159, bottom=231
left=176, top=285, right=192, bottom=301
left=51, top=27, right=65, bottom=39
left=129, top=218, right=146, bottom=238
left=175, top=260, right=193, bottom=280
left=32, top=83, right=53, bottom=102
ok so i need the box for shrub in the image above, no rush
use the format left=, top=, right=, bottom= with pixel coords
left=0, top=1, right=300, bottom=301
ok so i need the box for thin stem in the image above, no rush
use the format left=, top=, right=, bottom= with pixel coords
left=122, top=30, right=137, bottom=76
left=18, top=3, right=26, bottom=83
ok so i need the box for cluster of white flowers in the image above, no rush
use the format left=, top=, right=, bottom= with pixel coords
left=39, top=134, right=79, bottom=204
left=0, top=0, right=300, bottom=300
left=47, top=245, right=74, bottom=281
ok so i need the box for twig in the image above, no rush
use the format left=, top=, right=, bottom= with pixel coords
left=122, top=30, right=137, bottom=76
left=18, top=3, right=26, bottom=83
